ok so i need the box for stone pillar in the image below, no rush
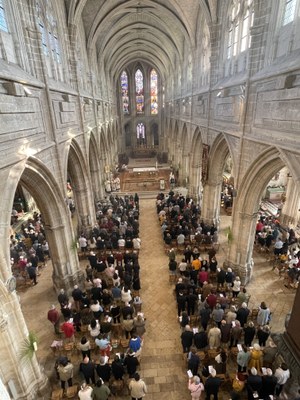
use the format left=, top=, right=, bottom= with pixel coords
left=43, top=224, right=84, bottom=292
left=0, top=288, right=48, bottom=400
left=72, top=185, right=95, bottom=234
left=189, top=159, right=201, bottom=199
left=201, top=180, right=222, bottom=226
left=227, top=210, right=258, bottom=284
left=280, top=175, right=299, bottom=227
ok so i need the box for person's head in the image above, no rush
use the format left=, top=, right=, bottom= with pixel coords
left=241, top=302, right=247, bottom=309
left=227, top=268, right=232, bottom=273
left=83, top=356, right=89, bottom=364
left=266, top=368, right=273, bottom=376
left=215, top=303, right=221, bottom=309
left=193, top=375, right=200, bottom=384
left=253, top=343, right=261, bottom=351
left=185, top=325, right=191, bottom=331
left=81, top=336, right=87, bottom=344
left=134, top=372, right=140, bottom=381
left=263, top=325, right=270, bottom=333
left=260, top=301, right=267, bottom=309
left=96, top=379, right=102, bottom=388
left=247, top=321, right=254, bottom=328
left=251, top=367, right=257, bottom=376
left=281, top=363, right=288, bottom=371
left=90, top=319, right=97, bottom=329
left=114, top=355, right=120, bottom=362
left=51, top=304, right=56, bottom=310
left=99, top=357, right=106, bottom=365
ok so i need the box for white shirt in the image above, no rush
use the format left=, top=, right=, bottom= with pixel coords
left=78, top=386, right=93, bottom=400
left=275, top=367, right=290, bottom=385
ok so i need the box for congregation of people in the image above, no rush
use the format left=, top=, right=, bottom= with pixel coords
left=156, top=191, right=294, bottom=400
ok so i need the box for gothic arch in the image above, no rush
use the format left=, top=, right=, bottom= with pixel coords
left=67, top=140, right=95, bottom=232
left=2, top=157, right=81, bottom=288
left=201, top=133, right=233, bottom=222
left=229, top=147, right=299, bottom=282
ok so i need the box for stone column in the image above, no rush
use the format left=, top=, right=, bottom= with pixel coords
left=201, top=180, right=222, bottom=226
left=0, top=289, right=48, bottom=400
left=280, top=175, right=299, bottom=227
left=227, top=210, right=258, bottom=284
left=43, top=224, right=84, bottom=292
left=72, top=185, right=95, bottom=234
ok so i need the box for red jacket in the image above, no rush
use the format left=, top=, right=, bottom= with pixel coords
left=47, top=308, right=60, bottom=324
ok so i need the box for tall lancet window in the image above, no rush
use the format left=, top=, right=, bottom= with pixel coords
left=135, top=68, right=144, bottom=114
left=121, top=71, right=129, bottom=114
left=150, top=69, right=158, bottom=114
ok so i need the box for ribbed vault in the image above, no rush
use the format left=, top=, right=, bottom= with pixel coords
left=67, top=0, right=213, bottom=82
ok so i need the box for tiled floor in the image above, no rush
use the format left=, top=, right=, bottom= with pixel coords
left=19, top=198, right=296, bottom=399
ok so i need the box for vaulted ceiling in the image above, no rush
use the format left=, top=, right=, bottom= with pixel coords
left=67, top=0, right=216, bottom=82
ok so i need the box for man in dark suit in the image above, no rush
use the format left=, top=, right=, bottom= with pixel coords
left=247, top=367, right=262, bottom=400
left=181, top=325, right=193, bottom=353
left=204, top=368, right=221, bottom=400
left=261, top=368, right=278, bottom=399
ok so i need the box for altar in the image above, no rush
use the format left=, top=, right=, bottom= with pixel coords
left=132, top=167, right=157, bottom=172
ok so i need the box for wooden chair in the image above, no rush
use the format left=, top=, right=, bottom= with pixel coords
left=66, top=385, right=78, bottom=399
left=111, top=379, right=124, bottom=396
left=63, top=342, right=74, bottom=359
left=120, top=338, right=129, bottom=351
left=51, top=388, right=63, bottom=400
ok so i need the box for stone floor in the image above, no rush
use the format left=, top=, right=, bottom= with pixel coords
left=19, top=197, right=296, bottom=399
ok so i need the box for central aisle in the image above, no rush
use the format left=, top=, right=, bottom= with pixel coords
left=138, top=199, right=190, bottom=400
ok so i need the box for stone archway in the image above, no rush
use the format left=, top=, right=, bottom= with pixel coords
left=0, top=157, right=84, bottom=399
left=67, top=140, right=96, bottom=234
left=228, top=147, right=299, bottom=283
left=18, top=158, right=82, bottom=289
left=201, top=133, right=232, bottom=224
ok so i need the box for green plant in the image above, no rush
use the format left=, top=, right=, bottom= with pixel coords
left=70, top=238, right=78, bottom=252
left=19, top=331, right=38, bottom=362
left=224, top=226, right=233, bottom=244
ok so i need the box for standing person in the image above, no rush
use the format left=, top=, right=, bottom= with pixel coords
left=236, top=303, right=250, bottom=327
left=274, top=363, right=290, bottom=396
left=79, top=356, right=95, bottom=385
left=91, top=379, right=111, bottom=400
left=243, top=321, right=256, bottom=347
left=204, top=368, right=221, bottom=400
left=111, top=355, right=125, bottom=381
left=211, top=304, right=224, bottom=328
left=232, top=276, right=241, bottom=297
left=188, top=376, right=204, bottom=400
left=47, top=305, right=60, bottom=334
left=56, top=358, right=74, bottom=390
left=257, top=302, right=271, bottom=326
left=124, top=349, right=139, bottom=378
left=187, top=347, right=200, bottom=376
left=208, top=323, right=221, bottom=349
left=72, top=285, right=83, bottom=312
left=248, top=343, right=263, bottom=372
left=181, top=325, right=194, bottom=353
left=257, top=325, right=270, bottom=347
left=261, top=368, right=278, bottom=399
left=237, top=344, right=250, bottom=373
left=26, top=262, right=38, bottom=285
left=129, top=372, right=147, bottom=400
left=246, top=368, right=262, bottom=400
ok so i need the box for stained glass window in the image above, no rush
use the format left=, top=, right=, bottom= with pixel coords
left=121, top=71, right=129, bottom=114
left=150, top=69, right=158, bottom=115
left=135, top=69, right=144, bottom=114
left=0, top=0, right=8, bottom=33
